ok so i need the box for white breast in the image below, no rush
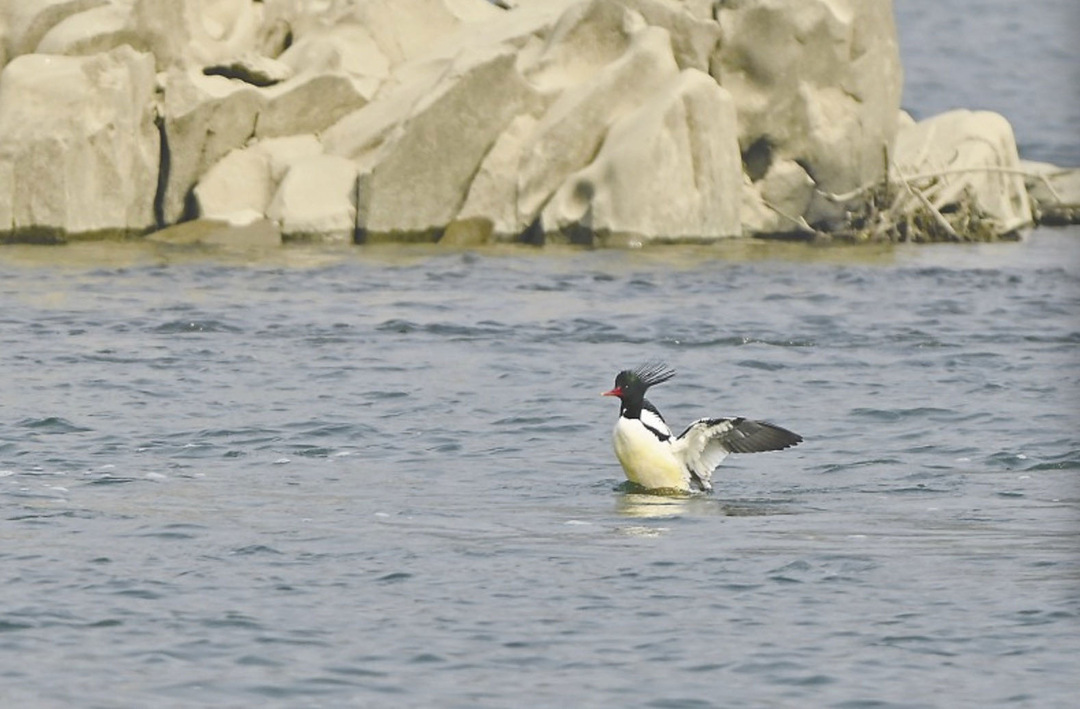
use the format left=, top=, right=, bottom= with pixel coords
left=612, top=417, right=689, bottom=491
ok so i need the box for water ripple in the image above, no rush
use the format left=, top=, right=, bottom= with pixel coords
left=17, top=417, right=91, bottom=434
left=1, top=231, right=1078, bottom=708
left=150, top=319, right=243, bottom=334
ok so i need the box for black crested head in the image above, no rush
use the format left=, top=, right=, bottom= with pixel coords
left=603, top=361, right=675, bottom=418
left=616, top=361, right=675, bottom=392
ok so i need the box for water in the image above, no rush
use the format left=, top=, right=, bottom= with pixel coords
left=2, top=231, right=1078, bottom=707
left=895, top=0, right=1080, bottom=166
left=3, top=3, right=1080, bottom=707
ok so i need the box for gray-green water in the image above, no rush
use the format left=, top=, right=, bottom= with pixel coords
left=4, top=1, right=1080, bottom=703
left=2, top=231, right=1078, bottom=707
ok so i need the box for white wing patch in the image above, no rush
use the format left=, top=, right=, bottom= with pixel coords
left=640, top=400, right=673, bottom=440
left=672, top=419, right=734, bottom=491
left=673, top=418, right=803, bottom=491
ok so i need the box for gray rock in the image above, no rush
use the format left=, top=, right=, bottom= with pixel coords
left=267, top=155, right=359, bottom=243
left=326, top=43, right=541, bottom=241
left=1020, top=161, right=1080, bottom=225
left=522, top=0, right=642, bottom=95
left=542, top=68, right=743, bottom=244
left=714, top=0, right=903, bottom=195
left=132, top=0, right=260, bottom=70
left=160, top=56, right=371, bottom=226
left=158, top=68, right=264, bottom=225
left=4, top=0, right=106, bottom=59
left=756, top=159, right=815, bottom=232
left=0, top=0, right=1040, bottom=245
left=621, top=0, right=721, bottom=72
left=193, top=145, right=274, bottom=226
left=34, top=3, right=141, bottom=57
left=257, top=72, right=372, bottom=139
left=345, top=0, right=501, bottom=69
left=146, top=217, right=282, bottom=248
left=451, top=114, right=540, bottom=243
left=193, top=134, right=324, bottom=225
left=0, top=46, right=158, bottom=241
left=518, top=24, right=681, bottom=227
left=892, top=109, right=1033, bottom=237
left=275, top=23, right=389, bottom=98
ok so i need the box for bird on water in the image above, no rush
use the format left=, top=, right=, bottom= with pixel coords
left=602, top=362, right=802, bottom=492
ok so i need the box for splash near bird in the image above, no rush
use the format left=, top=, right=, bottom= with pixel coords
left=602, top=362, right=802, bottom=492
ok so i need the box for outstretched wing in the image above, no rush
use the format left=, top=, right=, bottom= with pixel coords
left=674, top=417, right=802, bottom=491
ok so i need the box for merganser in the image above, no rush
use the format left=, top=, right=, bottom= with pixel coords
left=602, top=362, right=802, bottom=492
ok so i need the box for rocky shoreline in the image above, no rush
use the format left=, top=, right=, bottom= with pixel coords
left=0, top=0, right=1076, bottom=247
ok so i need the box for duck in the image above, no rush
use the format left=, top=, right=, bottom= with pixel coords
left=602, top=362, right=802, bottom=492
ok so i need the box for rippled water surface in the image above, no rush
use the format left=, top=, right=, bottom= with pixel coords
left=3, top=3, right=1080, bottom=705
left=896, top=0, right=1080, bottom=165
left=2, top=230, right=1078, bottom=707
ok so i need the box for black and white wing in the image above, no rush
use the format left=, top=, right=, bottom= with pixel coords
left=673, top=417, right=802, bottom=491
left=639, top=399, right=674, bottom=441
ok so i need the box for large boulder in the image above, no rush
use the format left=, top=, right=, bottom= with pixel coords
left=621, top=0, right=720, bottom=72
left=521, top=0, right=645, bottom=94
left=448, top=114, right=540, bottom=243
left=159, top=54, right=371, bottom=225
left=1021, top=161, right=1080, bottom=225
left=714, top=0, right=903, bottom=197
left=512, top=0, right=719, bottom=87
left=267, top=154, right=359, bottom=242
left=416, top=0, right=577, bottom=74
left=131, top=0, right=261, bottom=70
left=741, top=157, right=816, bottom=236
left=275, top=22, right=389, bottom=99
left=263, top=0, right=501, bottom=72
left=2, top=0, right=105, bottom=59
left=541, top=68, right=742, bottom=244
left=146, top=217, right=282, bottom=248
left=425, top=0, right=728, bottom=245
left=344, top=0, right=501, bottom=68
left=0, top=0, right=1037, bottom=245
left=158, top=68, right=264, bottom=225
left=664, top=0, right=715, bottom=20
left=324, top=43, right=541, bottom=240
left=257, top=71, right=373, bottom=139
left=0, top=46, right=158, bottom=241
left=518, top=24, right=681, bottom=228
left=193, top=133, right=360, bottom=243
left=328, top=0, right=734, bottom=244
left=891, top=110, right=1033, bottom=237
left=34, top=3, right=142, bottom=57
left=193, top=134, right=323, bottom=224
left=193, top=145, right=275, bottom=227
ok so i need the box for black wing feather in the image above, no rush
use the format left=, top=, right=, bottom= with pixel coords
left=674, top=417, right=803, bottom=492
left=699, top=417, right=803, bottom=453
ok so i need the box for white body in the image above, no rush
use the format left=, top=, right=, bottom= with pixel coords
left=612, top=416, right=691, bottom=491
left=604, top=365, right=801, bottom=492
left=611, top=407, right=793, bottom=492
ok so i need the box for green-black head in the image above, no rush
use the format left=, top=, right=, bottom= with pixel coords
left=601, top=361, right=675, bottom=402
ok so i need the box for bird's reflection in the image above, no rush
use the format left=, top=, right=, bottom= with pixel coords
left=615, top=487, right=794, bottom=519
left=615, top=491, right=692, bottom=519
